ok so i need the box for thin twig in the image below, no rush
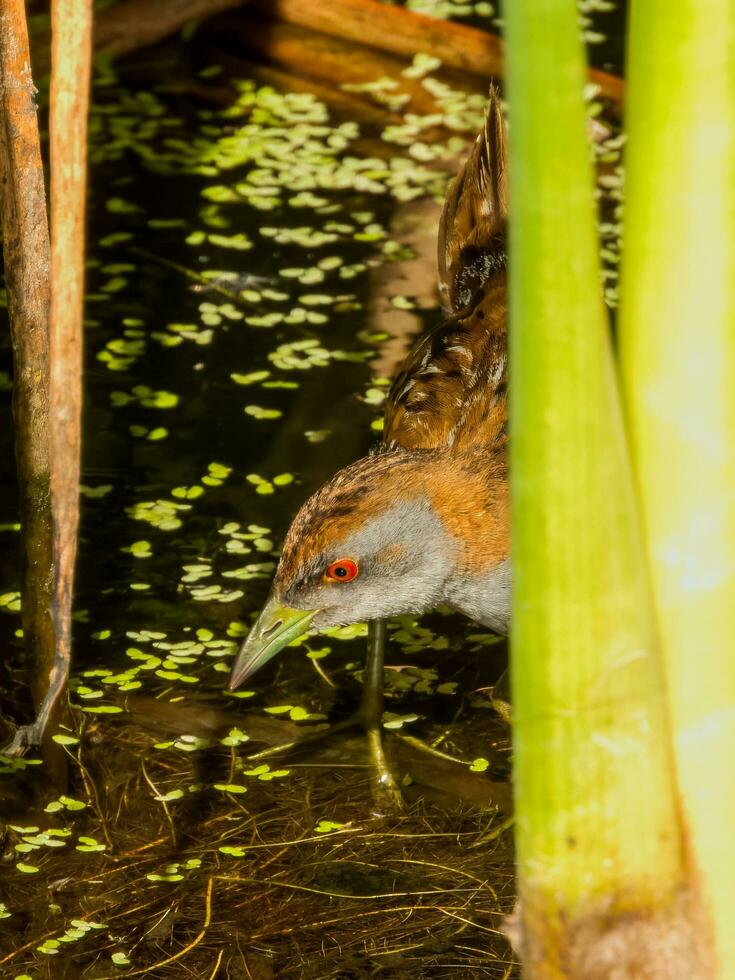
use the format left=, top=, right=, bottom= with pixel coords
left=128, top=245, right=244, bottom=303
left=95, top=877, right=215, bottom=979
left=140, top=758, right=178, bottom=847
left=206, top=948, right=225, bottom=980
left=49, top=0, right=93, bottom=753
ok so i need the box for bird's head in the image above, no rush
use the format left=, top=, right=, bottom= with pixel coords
left=229, top=448, right=508, bottom=689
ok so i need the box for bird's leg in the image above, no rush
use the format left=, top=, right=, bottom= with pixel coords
left=490, top=667, right=512, bottom=725
left=242, top=621, right=393, bottom=767
left=243, top=620, right=404, bottom=809
left=358, top=619, right=404, bottom=811
left=358, top=619, right=385, bottom=729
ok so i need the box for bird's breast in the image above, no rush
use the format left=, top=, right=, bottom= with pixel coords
left=444, top=556, right=511, bottom=635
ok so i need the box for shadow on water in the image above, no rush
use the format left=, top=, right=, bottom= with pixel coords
left=0, top=32, right=519, bottom=978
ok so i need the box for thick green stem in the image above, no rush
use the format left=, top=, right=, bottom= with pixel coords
left=505, top=1, right=701, bottom=974
left=619, top=1, right=735, bottom=974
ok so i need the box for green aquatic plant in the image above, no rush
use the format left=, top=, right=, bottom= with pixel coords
left=506, top=0, right=731, bottom=973
left=506, top=0, right=688, bottom=970
left=619, top=0, right=735, bottom=972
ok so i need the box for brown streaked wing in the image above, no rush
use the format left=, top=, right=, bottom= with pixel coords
left=438, top=84, right=508, bottom=314
left=382, top=274, right=507, bottom=452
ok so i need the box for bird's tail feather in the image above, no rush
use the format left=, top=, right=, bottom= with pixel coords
left=437, top=85, right=508, bottom=314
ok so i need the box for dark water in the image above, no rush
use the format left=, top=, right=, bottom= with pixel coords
left=0, top=30, right=518, bottom=978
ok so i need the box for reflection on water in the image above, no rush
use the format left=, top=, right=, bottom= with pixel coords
left=0, top=42, right=514, bottom=977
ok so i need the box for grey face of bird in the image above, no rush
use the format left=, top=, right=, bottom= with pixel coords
left=278, top=495, right=459, bottom=628
left=228, top=452, right=464, bottom=689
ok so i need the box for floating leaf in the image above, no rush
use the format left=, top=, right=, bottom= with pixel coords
left=124, top=540, right=152, bottom=558
left=244, top=404, right=282, bottom=420
left=231, top=370, right=270, bottom=385
left=315, top=820, right=345, bottom=834
left=154, top=789, right=185, bottom=802
left=220, top=728, right=250, bottom=747
left=80, top=484, right=113, bottom=498
left=172, top=485, right=204, bottom=500
left=52, top=734, right=79, bottom=746
left=0, top=592, right=21, bottom=612
left=402, top=52, right=442, bottom=79
left=44, top=795, right=86, bottom=813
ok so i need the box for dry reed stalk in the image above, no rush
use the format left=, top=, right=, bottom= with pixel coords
left=48, top=0, right=93, bottom=750
left=0, top=0, right=57, bottom=753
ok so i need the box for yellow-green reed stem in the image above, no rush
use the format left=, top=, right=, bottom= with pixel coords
left=505, top=0, right=688, bottom=966
left=619, top=2, right=735, bottom=973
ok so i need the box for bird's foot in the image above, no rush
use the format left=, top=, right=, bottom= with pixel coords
left=391, top=731, right=468, bottom=765
left=489, top=668, right=512, bottom=725
left=364, top=725, right=404, bottom=813
left=2, top=722, right=44, bottom=757
left=243, top=711, right=405, bottom=811
left=243, top=621, right=405, bottom=810
left=243, top=715, right=352, bottom=763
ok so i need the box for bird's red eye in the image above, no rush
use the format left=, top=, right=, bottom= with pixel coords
left=324, top=558, right=359, bottom=583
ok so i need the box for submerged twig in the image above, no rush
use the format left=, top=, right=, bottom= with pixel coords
left=93, top=878, right=215, bottom=979
left=206, top=949, right=225, bottom=980
left=140, top=757, right=178, bottom=847
left=137, top=877, right=213, bottom=975
left=217, top=874, right=480, bottom=901
left=128, top=245, right=245, bottom=304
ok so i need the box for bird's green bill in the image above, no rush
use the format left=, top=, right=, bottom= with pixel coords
left=228, top=594, right=318, bottom=691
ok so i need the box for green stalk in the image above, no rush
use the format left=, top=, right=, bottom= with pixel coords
left=504, top=2, right=698, bottom=972
left=619, top=2, right=735, bottom=974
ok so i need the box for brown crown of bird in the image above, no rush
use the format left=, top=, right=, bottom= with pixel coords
left=229, top=88, right=510, bottom=740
